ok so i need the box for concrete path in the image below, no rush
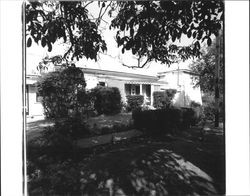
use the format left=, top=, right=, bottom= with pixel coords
left=77, top=129, right=143, bottom=148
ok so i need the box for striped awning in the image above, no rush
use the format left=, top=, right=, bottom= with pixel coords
left=125, top=80, right=168, bottom=85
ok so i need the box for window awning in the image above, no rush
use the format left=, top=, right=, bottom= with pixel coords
left=26, top=78, right=37, bottom=85
left=125, top=80, right=168, bottom=85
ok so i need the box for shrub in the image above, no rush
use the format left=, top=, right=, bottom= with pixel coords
left=126, top=95, right=144, bottom=111
left=53, top=117, right=90, bottom=140
left=190, top=101, right=202, bottom=122
left=37, top=66, right=87, bottom=119
left=28, top=117, right=90, bottom=161
left=201, top=93, right=224, bottom=122
left=141, top=104, right=155, bottom=111
left=190, top=101, right=201, bottom=108
left=91, top=87, right=122, bottom=115
left=132, top=107, right=197, bottom=135
left=181, top=107, right=197, bottom=128
left=28, top=158, right=82, bottom=195
left=153, top=89, right=177, bottom=109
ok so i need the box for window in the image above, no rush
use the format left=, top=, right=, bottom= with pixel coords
left=135, top=85, right=140, bottom=95
left=98, top=82, right=106, bottom=87
left=125, top=84, right=131, bottom=95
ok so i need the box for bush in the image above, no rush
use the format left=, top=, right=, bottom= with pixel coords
left=181, top=107, right=197, bottom=128
left=132, top=107, right=197, bottom=135
left=28, top=158, right=82, bottom=195
left=201, top=93, right=224, bottom=122
left=91, top=87, right=122, bottom=115
left=190, top=101, right=202, bottom=122
left=37, top=66, right=87, bottom=119
left=28, top=117, right=89, bottom=160
left=190, top=101, right=201, bottom=108
left=153, top=89, right=177, bottom=109
left=126, top=95, right=144, bottom=111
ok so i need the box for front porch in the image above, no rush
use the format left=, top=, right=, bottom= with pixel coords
left=124, top=83, right=155, bottom=106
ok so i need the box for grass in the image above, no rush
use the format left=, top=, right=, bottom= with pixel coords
left=26, top=112, right=133, bottom=141
left=27, top=125, right=225, bottom=195
left=86, top=112, right=132, bottom=127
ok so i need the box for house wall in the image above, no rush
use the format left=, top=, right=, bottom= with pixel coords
left=84, top=74, right=100, bottom=90
left=106, top=79, right=126, bottom=103
left=27, top=85, right=44, bottom=119
left=159, top=71, right=202, bottom=107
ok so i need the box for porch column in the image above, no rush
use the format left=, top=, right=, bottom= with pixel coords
left=150, top=85, right=154, bottom=106
left=140, top=84, right=142, bottom=95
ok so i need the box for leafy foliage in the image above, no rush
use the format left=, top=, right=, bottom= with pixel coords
left=26, top=1, right=223, bottom=67
left=91, top=86, right=122, bottom=115
left=126, top=95, right=144, bottom=111
left=153, top=89, right=177, bottom=109
left=25, top=1, right=107, bottom=61
left=37, top=66, right=87, bottom=119
left=111, top=1, right=224, bottom=67
left=189, top=34, right=224, bottom=94
left=201, top=93, right=224, bottom=121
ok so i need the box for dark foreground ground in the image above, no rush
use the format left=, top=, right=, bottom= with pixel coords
left=27, top=121, right=225, bottom=195
left=76, top=127, right=225, bottom=196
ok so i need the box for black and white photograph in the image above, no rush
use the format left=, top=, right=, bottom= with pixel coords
left=0, top=0, right=249, bottom=196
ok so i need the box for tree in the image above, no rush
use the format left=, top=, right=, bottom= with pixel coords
left=190, top=33, right=224, bottom=126
left=26, top=1, right=108, bottom=61
left=110, top=1, right=224, bottom=67
left=189, top=34, right=224, bottom=95
left=26, top=1, right=223, bottom=67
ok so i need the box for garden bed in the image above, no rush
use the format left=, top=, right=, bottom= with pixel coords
left=27, top=112, right=133, bottom=141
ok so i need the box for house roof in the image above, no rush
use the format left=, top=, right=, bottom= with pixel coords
left=81, top=67, right=158, bottom=81
left=158, top=68, right=200, bottom=76
left=26, top=67, right=167, bottom=86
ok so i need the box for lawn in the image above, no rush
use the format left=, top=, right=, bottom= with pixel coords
left=26, top=112, right=133, bottom=141
left=27, top=124, right=225, bottom=195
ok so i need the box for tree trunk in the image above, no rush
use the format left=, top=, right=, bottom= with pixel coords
left=214, top=34, right=220, bottom=128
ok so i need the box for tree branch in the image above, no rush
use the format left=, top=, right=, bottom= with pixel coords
left=122, top=56, right=151, bottom=69
left=138, top=56, right=151, bottom=68
left=63, top=5, right=74, bottom=59
left=83, top=1, right=93, bottom=9
left=96, top=2, right=112, bottom=26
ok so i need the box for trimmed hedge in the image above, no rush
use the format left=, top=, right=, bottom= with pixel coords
left=153, top=89, right=177, bottom=109
left=126, top=95, right=144, bottom=111
left=132, top=107, right=197, bottom=135
left=92, top=86, right=122, bottom=115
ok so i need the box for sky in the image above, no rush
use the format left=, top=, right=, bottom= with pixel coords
left=27, top=1, right=197, bottom=76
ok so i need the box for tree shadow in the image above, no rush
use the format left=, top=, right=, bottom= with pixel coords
left=79, top=146, right=218, bottom=196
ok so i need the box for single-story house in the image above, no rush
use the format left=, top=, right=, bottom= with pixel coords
left=157, top=68, right=202, bottom=107
left=25, top=66, right=202, bottom=121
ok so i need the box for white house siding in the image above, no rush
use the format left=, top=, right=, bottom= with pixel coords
left=26, top=85, right=44, bottom=120
left=106, top=79, right=127, bottom=103
left=84, top=74, right=100, bottom=90
left=26, top=66, right=202, bottom=121
left=154, top=85, right=161, bottom=91
left=158, top=71, right=202, bottom=107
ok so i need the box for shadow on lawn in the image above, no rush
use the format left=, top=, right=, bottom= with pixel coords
left=79, top=146, right=218, bottom=196
left=27, top=125, right=224, bottom=195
